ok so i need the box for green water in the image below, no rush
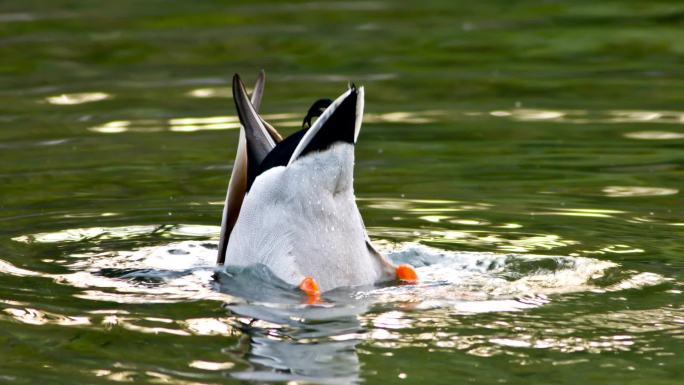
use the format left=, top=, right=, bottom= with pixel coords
left=2, top=1, right=684, bottom=384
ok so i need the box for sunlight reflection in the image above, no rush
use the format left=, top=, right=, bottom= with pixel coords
left=62, top=212, right=120, bottom=219
left=537, top=211, right=613, bottom=218
left=4, top=222, right=672, bottom=367
left=534, top=208, right=623, bottom=219
left=426, top=230, right=578, bottom=253
left=188, top=361, right=234, bottom=370
left=362, top=198, right=490, bottom=213
left=449, top=219, right=490, bottom=225
left=496, top=223, right=523, bottom=229
left=358, top=310, right=661, bottom=357
left=603, top=186, right=678, bottom=197
left=600, top=245, right=644, bottom=254
left=419, top=215, right=448, bottom=223
left=169, top=116, right=240, bottom=132
left=361, top=305, right=676, bottom=357
left=168, top=116, right=239, bottom=125
left=12, top=224, right=220, bottom=243
left=88, top=120, right=130, bottom=134
left=488, top=334, right=636, bottom=354
left=486, top=108, right=684, bottom=125
left=624, top=131, right=684, bottom=140
left=170, top=123, right=241, bottom=132
left=86, top=109, right=441, bottom=136
left=93, top=370, right=137, bottom=382
left=81, top=107, right=684, bottom=131
left=451, top=300, right=538, bottom=313
left=3, top=307, right=90, bottom=326
left=46, top=92, right=110, bottom=105
left=557, top=208, right=626, bottom=214
left=373, top=311, right=413, bottom=329
left=0, top=259, right=41, bottom=277
left=183, top=318, right=235, bottom=336
left=11, top=226, right=232, bottom=305
left=365, top=111, right=438, bottom=124
left=575, top=307, right=684, bottom=333
left=510, top=109, right=565, bottom=121
left=12, top=225, right=158, bottom=243
left=187, top=87, right=231, bottom=98
left=366, top=243, right=622, bottom=309
left=120, top=321, right=190, bottom=336
left=604, top=272, right=667, bottom=291
left=610, top=111, right=665, bottom=123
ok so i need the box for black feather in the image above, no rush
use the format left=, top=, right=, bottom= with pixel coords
left=248, top=91, right=358, bottom=189
left=302, top=99, right=333, bottom=129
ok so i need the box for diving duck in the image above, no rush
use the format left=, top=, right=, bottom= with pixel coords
left=217, top=71, right=417, bottom=299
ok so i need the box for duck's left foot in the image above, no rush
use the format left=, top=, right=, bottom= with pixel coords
left=299, top=276, right=321, bottom=303
left=396, top=264, right=418, bottom=283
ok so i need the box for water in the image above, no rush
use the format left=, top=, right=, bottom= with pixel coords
left=1, top=1, right=684, bottom=384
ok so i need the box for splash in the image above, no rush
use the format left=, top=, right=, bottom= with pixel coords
left=8, top=226, right=665, bottom=309
left=4, top=225, right=675, bottom=384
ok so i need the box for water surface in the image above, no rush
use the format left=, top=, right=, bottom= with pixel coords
left=1, top=1, right=684, bottom=384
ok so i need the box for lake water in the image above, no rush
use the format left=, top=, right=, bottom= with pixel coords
left=1, top=1, right=683, bottom=384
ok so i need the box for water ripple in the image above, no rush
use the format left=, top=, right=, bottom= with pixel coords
left=2, top=223, right=677, bottom=383
left=7, top=226, right=665, bottom=310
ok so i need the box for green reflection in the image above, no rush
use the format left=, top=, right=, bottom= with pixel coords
left=2, top=0, right=684, bottom=384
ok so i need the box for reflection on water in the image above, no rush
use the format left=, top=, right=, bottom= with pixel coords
left=425, top=230, right=578, bottom=253
left=2, top=214, right=679, bottom=383
left=13, top=224, right=218, bottom=243
left=3, top=1, right=684, bottom=383
left=45, top=92, right=110, bottom=105
left=602, top=186, right=679, bottom=197
left=3, top=307, right=90, bottom=326
left=83, top=105, right=684, bottom=137
left=484, top=108, right=684, bottom=125
left=7, top=224, right=665, bottom=310
left=14, top=224, right=639, bottom=305
left=624, top=131, right=684, bottom=140
left=187, top=87, right=232, bottom=98
left=225, top=302, right=366, bottom=384
left=75, top=105, right=684, bottom=135
left=85, top=110, right=441, bottom=135
left=188, top=360, right=234, bottom=370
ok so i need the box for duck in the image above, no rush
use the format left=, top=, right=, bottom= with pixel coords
left=216, top=71, right=417, bottom=299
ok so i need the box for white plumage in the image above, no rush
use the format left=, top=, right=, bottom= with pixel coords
left=217, top=73, right=411, bottom=294
left=226, top=143, right=393, bottom=292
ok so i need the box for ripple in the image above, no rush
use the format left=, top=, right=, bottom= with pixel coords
left=575, top=307, right=684, bottom=333
left=85, top=110, right=440, bottom=136
left=362, top=197, right=492, bottom=213
left=364, top=111, right=439, bottom=124
left=423, top=230, right=579, bottom=253
left=602, top=186, right=679, bottom=197
left=188, top=361, right=234, bottom=371
left=486, top=108, right=684, bottom=125
left=3, top=307, right=90, bottom=326
left=88, top=120, right=131, bottom=134
left=186, top=87, right=232, bottom=98
left=3, top=225, right=676, bottom=382
left=6, top=226, right=667, bottom=316
left=366, top=243, right=620, bottom=312
left=624, top=131, right=684, bottom=140
left=45, top=92, right=111, bottom=105
left=12, top=224, right=218, bottom=243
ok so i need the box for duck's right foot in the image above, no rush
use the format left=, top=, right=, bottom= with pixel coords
left=396, top=264, right=418, bottom=283
left=299, top=276, right=321, bottom=303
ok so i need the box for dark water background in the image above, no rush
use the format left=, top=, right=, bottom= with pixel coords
left=1, top=1, right=683, bottom=384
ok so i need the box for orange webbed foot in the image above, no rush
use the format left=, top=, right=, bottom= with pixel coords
left=396, top=264, right=418, bottom=283
left=299, top=276, right=321, bottom=304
